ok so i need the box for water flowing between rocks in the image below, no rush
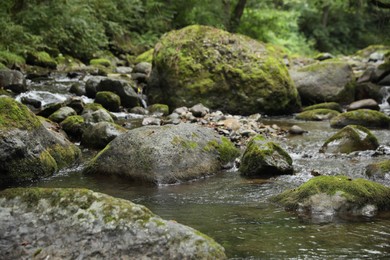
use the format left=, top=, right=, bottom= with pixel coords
left=12, top=75, right=390, bottom=259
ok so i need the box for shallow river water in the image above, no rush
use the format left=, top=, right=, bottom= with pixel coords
left=10, top=76, right=390, bottom=259
left=25, top=118, right=390, bottom=259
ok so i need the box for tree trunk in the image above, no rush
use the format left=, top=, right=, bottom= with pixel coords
left=321, top=5, right=330, bottom=28
left=228, top=0, right=247, bottom=33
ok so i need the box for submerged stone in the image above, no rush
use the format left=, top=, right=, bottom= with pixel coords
left=0, top=188, right=226, bottom=259
left=366, top=160, right=390, bottom=179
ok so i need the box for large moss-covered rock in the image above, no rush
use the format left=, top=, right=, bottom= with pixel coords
left=0, top=188, right=226, bottom=259
left=148, top=25, right=300, bottom=115
left=296, top=109, right=340, bottom=121
left=60, top=115, right=85, bottom=139
left=320, top=125, right=379, bottom=154
left=84, top=123, right=240, bottom=184
left=0, top=97, right=80, bottom=185
left=271, top=176, right=390, bottom=221
left=240, top=135, right=293, bottom=177
left=290, top=61, right=355, bottom=105
left=96, top=78, right=140, bottom=108
left=330, top=109, right=390, bottom=128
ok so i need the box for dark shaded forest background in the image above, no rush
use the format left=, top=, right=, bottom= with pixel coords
left=1, top=0, right=389, bottom=66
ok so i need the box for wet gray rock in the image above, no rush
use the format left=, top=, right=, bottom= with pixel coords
left=142, top=117, right=162, bottom=126
left=130, top=106, right=148, bottom=115
left=354, top=82, right=383, bottom=102
left=85, top=76, right=106, bottom=98
left=290, top=62, right=355, bottom=105
left=289, top=125, right=307, bottom=135
left=190, top=103, right=210, bottom=117
left=0, top=70, right=26, bottom=94
left=95, top=91, right=121, bottom=112
left=84, top=123, right=240, bottom=184
left=65, top=97, right=85, bottom=114
left=81, top=122, right=127, bottom=149
left=347, top=99, right=380, bottom=111
left=134, top=62, right=152, bottom=75
left=115, top=66, right=133, bottom=74
left=0, top=188, right=226, bottom=259
left=69, top=82, right=86, bottom=96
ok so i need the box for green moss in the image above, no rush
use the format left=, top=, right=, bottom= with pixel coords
left=0, top=50, right=25, bottom=68
left=150, top=25, right=300, bottom=115
left=296, top=109, right=340, bottom=121
left=330, top=109, right=390, bottom=128
left=302, top=102, right=343, bottom=112
left=90, top=58, right=111, bottom=67
left=47, top=143, right=81, bottom=169
left=0, top=96, right=41, bottom=131
left=148, top=103, right=169, bottom=115
left=135, top=49, right=154, bottom=63
left=83, top=103, right=105, bottom=112
left=240, top=135, right=293, bottom=176
left=366, top=160, right=390, bottom=178
left=95, top=91, right=121, bottom=112
left=26, top=51, right=57, bottom=69
left=204, top=137, right=240, bottom=165
left=271, top=175, right=390, bottom=210
left=171, top=136, right=198, bottom=149
left=321, top=125, right=379, bottom=154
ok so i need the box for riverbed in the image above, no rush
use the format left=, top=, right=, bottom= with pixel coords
left=10, top=75, right=390, bottom=259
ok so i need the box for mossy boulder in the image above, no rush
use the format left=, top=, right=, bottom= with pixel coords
left=271, top=176, right=390, bottom=220
left=148, top=25, right=300, bottom=115
left=48, top=106, right=77, bottom=123
left=60, top=115, right=85, bottom=139
left=330, top=109, right=390, bottom=129
left=320, top=125, right=379, bottom=154
left=81, top=122, right=127, bottom=149
left=366, top=160, right=390, bottom=179
left=148, top=103, right=169, bottom=115
left=0, top=97, right=80, bottom=185
left=95, top=91, right=121, bottom=112
left=296, top=109, right=340, bottom=121
left=26, top=51, right=57, bottom=69
left=240, top=135, right=293, bottom=177
left=0, top=188, right=226, bottom=259
left=290, top=62, right=355, bottom=105
left=0, top=50, right=25, bottom=68
left=302, top=102, right=343, bottom=113
left=84, top=123, right=240, bottom=184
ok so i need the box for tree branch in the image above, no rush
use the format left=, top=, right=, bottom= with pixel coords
left=370, top=0, right=390, bottom=9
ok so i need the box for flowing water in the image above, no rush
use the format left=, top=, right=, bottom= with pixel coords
left=10, top=77, right=390, bottom=259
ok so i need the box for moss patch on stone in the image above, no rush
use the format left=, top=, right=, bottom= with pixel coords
left=321, top=125, right=379, bottom=154
left=204, top=136, right=240, bottom=165
left=271, top=175, right=390, bottom=210
left=0, top=96, right=41, bottom=131
left=302, top=102, right=343, bottom=112
left=240, top=135, right=293, bottom=176
left=0, top=50, right=25, bottom=68
left=95, top=91, right=121, bottom=112
left=330, top=109, right=390, bottom=128
left=26, top=51, right=57, bottom=69
left=296, top=109, right=340, bottom=121
left=366, top=160, right=390, bottom=178
left=90, top=58, right=111, bottom=68
left=135, top=49, right=154, bottom=64
left=60, top=115, right=85, bottom=138
left=148, top=103, right=169, bottom=115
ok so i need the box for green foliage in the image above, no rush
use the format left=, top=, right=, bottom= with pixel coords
left=238, top=7, right=314, bottom=55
